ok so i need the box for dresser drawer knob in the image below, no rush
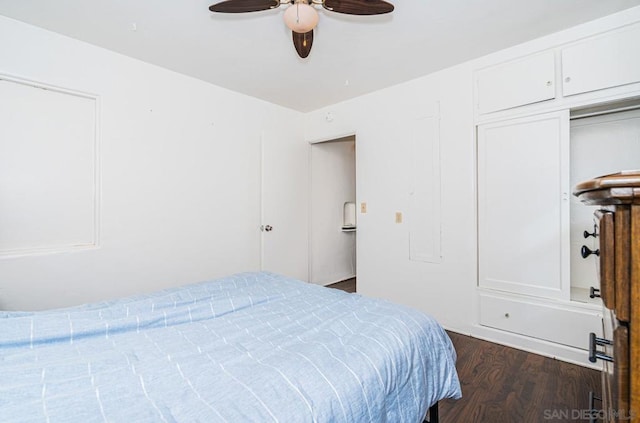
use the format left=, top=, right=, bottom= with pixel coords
left=581, top=245, right=600, bottom=259
left=583, top=225, right=598, bottom=238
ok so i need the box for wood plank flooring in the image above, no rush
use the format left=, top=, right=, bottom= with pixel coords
left=326, top=279, right=601, bottom=422
left=440, top=332, right=601, bottom=423
left=326, top=277, right=356, bottom=293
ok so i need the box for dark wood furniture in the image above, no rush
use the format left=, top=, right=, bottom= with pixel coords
left=575, top=170, right=640, bottom=423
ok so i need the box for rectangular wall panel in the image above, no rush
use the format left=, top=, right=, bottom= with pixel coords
left=409, top=113, right=442, bottom=263
left=0, top=77, right=98, bottom=256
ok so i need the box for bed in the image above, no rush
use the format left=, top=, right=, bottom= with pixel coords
left=0, top=272, right=461, bottom=422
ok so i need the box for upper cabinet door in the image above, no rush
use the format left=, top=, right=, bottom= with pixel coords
left=477, top=110, right=570, bottom=300
left=476, top=50, right=556, bottom=115
left=562, top=23, right=640, bottom=97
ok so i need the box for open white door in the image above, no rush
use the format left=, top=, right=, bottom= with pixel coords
left=259, top=129, right=309, bottom=281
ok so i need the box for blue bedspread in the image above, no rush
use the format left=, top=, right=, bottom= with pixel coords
left=0, top=272, right=461, bottom=422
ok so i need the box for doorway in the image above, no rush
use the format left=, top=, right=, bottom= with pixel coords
left=569, top=105, right=640, bottom=301
left=309, top=136, right=357, bottom=289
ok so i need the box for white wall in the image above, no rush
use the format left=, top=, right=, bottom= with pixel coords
left=305, top=6, right=640, bottom=362
left=0, top=16, right=304, bottom=311
left=309, top=138, right=356, bottom=285
left=3, top=6, right=639, bottom=365
left=305, top=66, right=477, bottom=332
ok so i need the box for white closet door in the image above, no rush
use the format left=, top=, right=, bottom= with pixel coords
left=478, top=110, right=570, bottom=300
left=561, top=23, right=640, bottom=97
left=476, top=50, right=556, bottom=115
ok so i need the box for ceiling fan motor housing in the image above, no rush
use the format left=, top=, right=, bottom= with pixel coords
left=284, top=1, right=319, bottom=33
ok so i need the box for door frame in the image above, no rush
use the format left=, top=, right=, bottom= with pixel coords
left=307, top=133, right=358, bottom=285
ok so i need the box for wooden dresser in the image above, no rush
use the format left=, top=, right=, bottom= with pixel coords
left=575, top=171, right=640, bottom=422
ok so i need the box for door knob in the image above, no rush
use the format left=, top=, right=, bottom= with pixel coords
left=261, top=225, right=273, bottom=232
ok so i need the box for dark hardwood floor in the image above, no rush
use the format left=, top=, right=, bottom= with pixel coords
left=440, top=332, right=600, bottom=423
left=327, top=277, right=356, bottom=293
left=326, top=279, right=601, bottom=423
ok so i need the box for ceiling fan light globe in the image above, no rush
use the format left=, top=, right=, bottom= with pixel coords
left=283, top=3, right=319, bottom=33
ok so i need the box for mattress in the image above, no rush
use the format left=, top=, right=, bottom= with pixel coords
left=0, top=272, right=461, bottom=422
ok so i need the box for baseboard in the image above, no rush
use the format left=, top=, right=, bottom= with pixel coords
left=445, top=325, right=600, bottom=370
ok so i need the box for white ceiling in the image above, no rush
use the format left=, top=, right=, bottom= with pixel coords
left=1, top=0, right=639, bottom=112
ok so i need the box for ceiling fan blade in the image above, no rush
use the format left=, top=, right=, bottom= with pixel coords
left=322, top=0, right=394, bottom=15
left=209, top=0, right=280, bottom=13
left=292, top=30, right=314, bottom=58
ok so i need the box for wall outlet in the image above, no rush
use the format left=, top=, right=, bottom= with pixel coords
left=360, top=202, right=367, bottom=213
left=395, top=212, right=403, bottom=224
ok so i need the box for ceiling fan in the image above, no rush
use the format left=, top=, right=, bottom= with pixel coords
left=208, top=0, right=394, bottom=58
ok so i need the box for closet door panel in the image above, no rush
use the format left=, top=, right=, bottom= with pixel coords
left=562, top=23, right=640, bottom=97
left=478, top=111, right=570, bottom=299
left=476, top=50, right=556, bottom=114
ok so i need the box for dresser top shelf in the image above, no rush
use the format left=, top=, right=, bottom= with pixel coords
left=574, top=170, right=640, bottom=205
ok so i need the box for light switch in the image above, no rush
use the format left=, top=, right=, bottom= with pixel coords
left=395, top=212, right=403, bottom=224
left=360, top=202, right=367, bottom=213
